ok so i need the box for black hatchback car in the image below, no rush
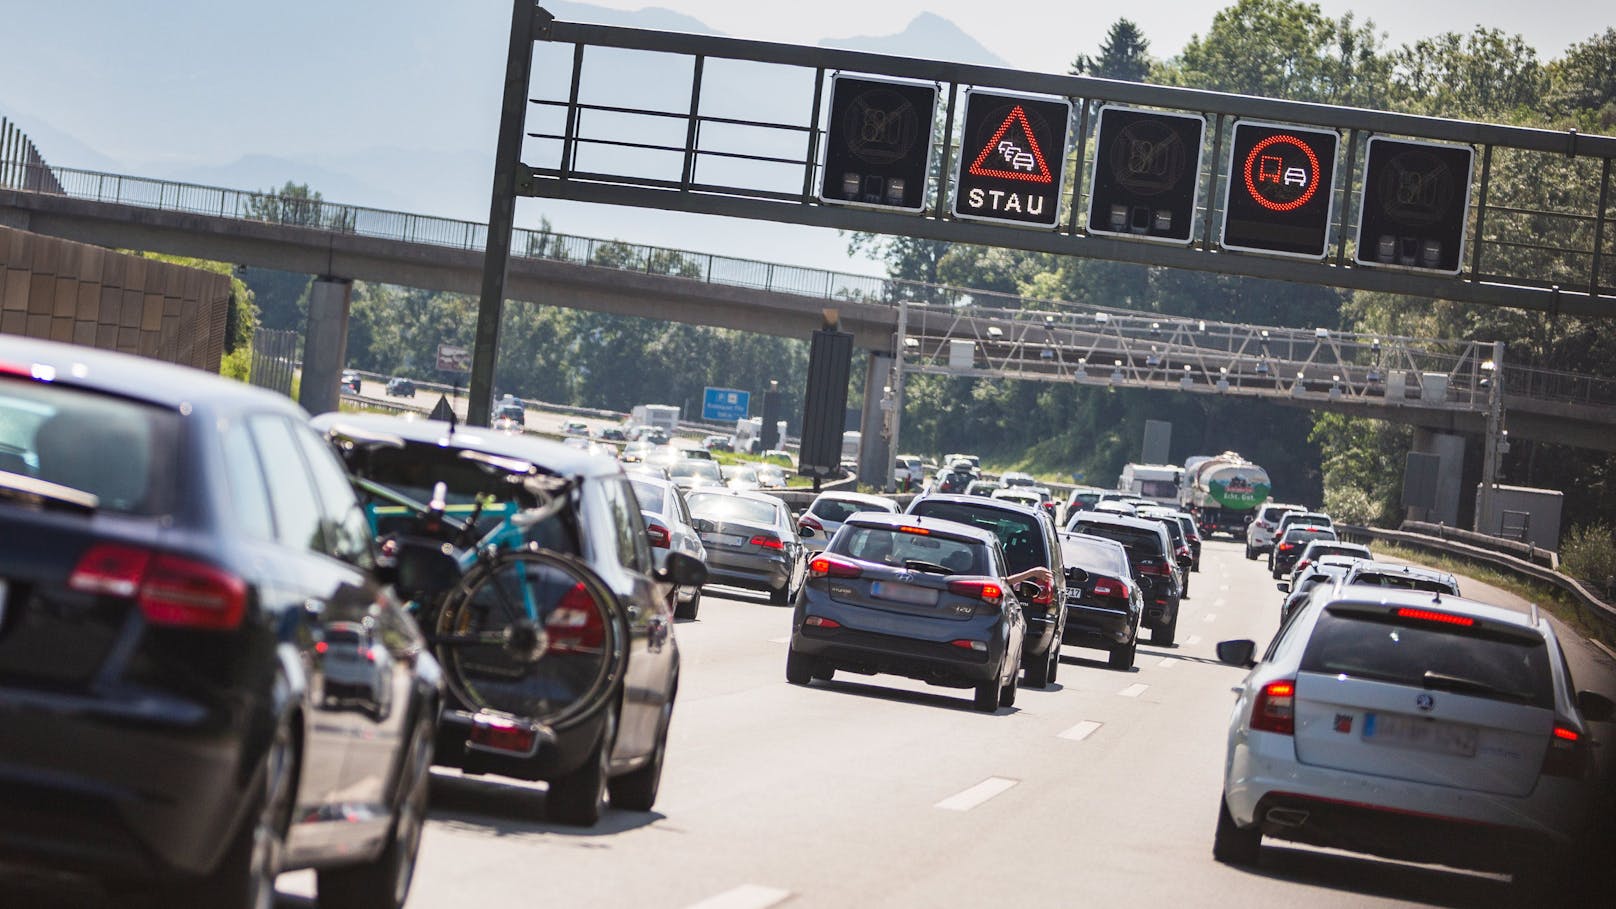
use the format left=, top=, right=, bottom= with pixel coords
left=1066, top=511, right=1182, bottom=645
left=906, top=494, right=1066, bottom=687
left=788, top=513, right=1030, bottom=712
left=0, top=338, right=441, bottom=908
left=1058, top=532, right=1144, bottom=670
left=316, top=412, right=698, bottom=827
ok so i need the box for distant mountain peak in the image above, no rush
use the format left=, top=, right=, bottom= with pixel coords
left=818, top=13, right=1009, bottom=68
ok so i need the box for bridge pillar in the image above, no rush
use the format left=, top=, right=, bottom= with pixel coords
left=858, top=353, right=895, bottom=489
left=1406, top=428, right=1465, bottom=527
left=298, top=277, right=352, bottom=416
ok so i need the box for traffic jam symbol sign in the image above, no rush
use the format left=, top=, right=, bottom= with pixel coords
left=951, top=89, right=1071, bottom=227
left=1220, top=120, right=1339, bottom=259
left=1086, top=105, right=1206, bottom=244
left=818, top=74, right=937, bottom=212
left=1354, top=137, right=1475, bottom=274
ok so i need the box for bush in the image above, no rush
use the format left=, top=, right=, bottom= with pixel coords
left=1561, top=523, right=1616, bottom=590
left=1322, top=484, right=1387, bottom=527
left=219, top=346, right=251, bottom=382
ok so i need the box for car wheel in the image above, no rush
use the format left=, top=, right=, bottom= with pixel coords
left=674, top=589, right=701, bottom=620
left=1182, top=576, right=1191, bottom=598
left=187, top=713, right=295, bottom=909
left=1244, top=543, right=1256, bottom=560
left=769, top=581, right=790, bottom=606
left=998, top=670, right=1017, bottom=707
left=810, top=664, right=835, bottom=682
left=608, top=694, right=671, bottom=812
left=317, top=707, right=434, bottom=909
left=547, top=708, right=614, bottom=827
left=1213, top=795, right=1262, bottom=866
left=1047, top=641, right=1060, bottom=683
left=973, top=671, right=1000, bottom=713
left=1151, top=610, right=1178, bottom=647
left=1021, top=643, right=1052, bottom=688
left=1108, top=638, right=1136, bottom=671
left=785, top=646, right=814, bottom=686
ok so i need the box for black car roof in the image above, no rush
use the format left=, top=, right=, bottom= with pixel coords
left=911, top=493, right=1044, bottom=520
left=312, top=411, right=622, bottom=478
left=1068, top=510, right=1169, bottom=535
left=2, top=335, right=305, bottom=415
left=845, top=511, right=999, bottom=546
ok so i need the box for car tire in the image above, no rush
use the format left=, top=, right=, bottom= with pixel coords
left=674, top=589, right=701, bottom=620
left=547, top=708, right=614, bottom=827
left=1047, top=641, right=1060, bottom=683
left=1152, top=610, right=1178, bottom=647
left=186, top=713, right=296, bottom=909
left=811, top=664, right=835, bottom=682
left=1244, top=543, right=1256, bottom=560
left=317, top=708, right=434, bottom=909
left=973, top=672, right=1000, bottom=713
left=1021, top=644, right=1052, bottom=688
left=1213, top=795, right=1262, bottom=866
left=608, top=695, right=671, bottom=813
left=998, top=671, right=1017, bottom=708
left=1108, top=638, right=1136, bottom=671
left=785, top=646, right=814, bottom=686
left=769, top=581, right=790, bottom=606
left=1182, top=576, right=1191, bottom=598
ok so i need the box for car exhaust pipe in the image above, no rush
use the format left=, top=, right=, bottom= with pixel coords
left=1265, top=807, right=1309, bottom=828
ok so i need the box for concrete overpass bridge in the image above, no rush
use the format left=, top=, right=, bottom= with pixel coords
left=2, top=166, right=1613, bottom=491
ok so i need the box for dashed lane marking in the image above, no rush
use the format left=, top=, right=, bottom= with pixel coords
left=1157, top=657, right=1176, bottom=669
left=683, top=885, right=793, bottom=909
left=1118, top=683, right=1150, bottom=698
left=768, top=636, right=791, bottom=644
left=935, top=776, right=1018, bottom=811
left=1203, top=613, right=1217, bottom=623
left=1186, top=635, right=1202, bottom=646
left=1057, top=721, right=1102, bottom=741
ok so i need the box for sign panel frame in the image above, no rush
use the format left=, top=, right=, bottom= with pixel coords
left=1354, top=136, right=1476, bottom=276
left=1218, top=119, right=1341, bottom=261
left=949, top=87, right=1073, bottom=229
left=436, top=343, right=471, bottom=373
left=702, top=386, right=751, bottom=422
left=1085, top=105, right=1207, bottom=245
left=817, top=73, right=939, bottom=213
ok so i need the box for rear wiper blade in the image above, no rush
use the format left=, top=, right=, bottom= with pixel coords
left=0, top=470, right=100, bottom=513
left=1422, top=670, right=1531, bottom=703
left=903, top=560, right=950, bottom=574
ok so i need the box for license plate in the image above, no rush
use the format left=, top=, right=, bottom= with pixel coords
left=1362, top=712, right=1478, bottom=758
left=702, top=532, right=745, bottom=547
left=869, top=581, right=939, bottom=606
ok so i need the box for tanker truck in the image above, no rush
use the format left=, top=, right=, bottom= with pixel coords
left=1180, top=452, right=1271, bottom=537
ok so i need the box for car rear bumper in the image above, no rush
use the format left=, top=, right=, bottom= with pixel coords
left=792, top=624, right=999, bottom=687
left=1062, top=602, right=1133, bottom=646
left=433, top=707, right=601, bottom=782
left=703, top=551, right=791, bottom=592
left=0, top=688, right=253, bottom=879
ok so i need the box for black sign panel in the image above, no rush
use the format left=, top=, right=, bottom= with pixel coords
left=1355, top=137, right=1474, bottom=274
left=1219, top=121, right=1339, bottom=259
left=950, top=89, right=1071, bottom=227
left=1086, top=106, right=1206, bottom=244
left=819, top=75, right=936, bottom=212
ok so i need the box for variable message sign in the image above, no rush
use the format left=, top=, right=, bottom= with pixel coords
left=1086, top=106, right=1205, bottom=244
left=819, top=75, right=937, bottom=212
left=1355, top=137, right=1474, bottom=274
left=1220, top=120, right=1340, bottom=259
left=951, top=89, right=1071, bottom=227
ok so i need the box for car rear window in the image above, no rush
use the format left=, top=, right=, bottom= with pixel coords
left=909, top=500, right=1045, bottom=574
left=1283, top=527, right=1337, bottom=544
left=1301, top=608, right=1554, bottom=708
left=812, top=498, right=870, bottom=523
left=1060, top=536, right=1129, bottom=577
left=629, top=479, right=666, bottom=514
left=687, top=493, right=779, bottom=526
left=832, top=525, right=987, bottom=574
left=0, top=378, right=177, bottom=515
left=1069, top=521, right=1165, bottom=559
left=1348, top=570, right=1457, bottom=594
left=1137, top=479, right=1177, bottom=499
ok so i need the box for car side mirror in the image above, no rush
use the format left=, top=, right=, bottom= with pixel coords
left=1577, top=690, right=1616, bottom=723
left=693, top=518, right=716, bottom=534
left=658, top=551, right=708, bottom=588
left=1215, top=639, right=1258, bottom=669
left=1013, top=580, right=1042, bottom=602
left=1276, top=581, right=1290, bottom=593
left=798, top=525, right=815, bottom=538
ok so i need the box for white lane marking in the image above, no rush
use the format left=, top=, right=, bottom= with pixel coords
left=1118, top=683, right=1150, bottom=698
left=1186, top=635, right=1202, bottom=646
left=1058, top=720, right=1102, bottom=741
left=1220, top=584, right=1230, bottom=592
left=935, top=776, right=1018, bottom=811
left=683, top=885, right=793, bottom=909
left=1203, top=613, right=1217, bottom=623
left=768, top=636, right=791, bottom=644
left=1157, top=657, right=1176, bottom=669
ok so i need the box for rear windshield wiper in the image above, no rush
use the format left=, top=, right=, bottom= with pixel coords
left=1422, top=670, right=1533, bottom=704
left=0, top=469, right=100, bottom=513
left=903, top=559, right=951, bottom=574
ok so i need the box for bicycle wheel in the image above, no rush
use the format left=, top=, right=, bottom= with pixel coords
left=433, top=548, right=629, bottom=730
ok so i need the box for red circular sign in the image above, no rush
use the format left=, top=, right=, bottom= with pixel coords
left=1242, top=134, right=1322, bottom=212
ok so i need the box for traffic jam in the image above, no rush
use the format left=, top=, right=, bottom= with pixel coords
left=2, top=335, right=1612, bottom=907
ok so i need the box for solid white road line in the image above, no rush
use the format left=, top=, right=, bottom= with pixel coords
left=768, top=636, right=791, bottom=644
left=1058, top=720, right=1102, bottom=741
left=935, top=777, right=1018, bottom=811
left=1118, top=683, right=1150, bottom=698
left=683, top=885, right=793, bottom=909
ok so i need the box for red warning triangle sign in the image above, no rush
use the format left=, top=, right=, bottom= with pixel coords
left=968, top=106, right=1054, bottom=184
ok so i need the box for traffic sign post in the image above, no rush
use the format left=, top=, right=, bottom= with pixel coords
left=1355, top=137, right=1474, bottom=274
left=1085, top=106, right=1205, bottom=244
left=702, top=386, right=751, bottom=422
left=819, top=75, right=937, bottom=212
left=1220, top=121, right=1340, bottom=259
left=950, top=89, right=1071, bottom=227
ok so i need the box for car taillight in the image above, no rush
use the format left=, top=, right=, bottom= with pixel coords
left=1092, top=578, right=1130, bottom=599
left=71, top=544, right=247, bottom=630
left=1277, top=542, right=1295, bottom=552
left=799, top=514, right=824, bottom=532
left=546, top=582, right=605, bottom=654
left=1137, top=560, right=1170, bottom=577
left=808, top=556, right=862, bottom=579
left=1294, top=559, right=1311, bottom=573
left=1542, top=722, right=1592, bottom=778
left=947, top=578, right=1003, bottom=603
left=750, top=535, right=784, bottom=550
left=804, top=616, right=841, bottom=629
left=950, top=639, right=988, bottom=652
left=1251, top=679, right=1296, bottom=735
left=469, top=714, right=539, bottom=755
left=646, top=523, right=671, bottom=549
left=1393, top=607, right=1475, bottom=627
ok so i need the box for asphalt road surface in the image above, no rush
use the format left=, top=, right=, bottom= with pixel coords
left=9, top=539, right=1614, bottom=907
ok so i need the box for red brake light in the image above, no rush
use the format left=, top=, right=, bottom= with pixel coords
left=546, top=582, right=605, bottom=654
left=947, top=578, right=1003, bottom=603
left=1092, top=578, right=1130, bottom=599
left=950, top=639, right=988, bottom=652
left=1393, top=607, right=1475, bottom=627
left=469, top=715, right=539, bottom=755
left=1278, top=542, right=1294, bottom=551
left=1295, top=560, right=1311, bottom=573
left=799, top=514, right=824, bottom=531
left=1553, top=725, right=1579, bottom=742
left=808, top=556, right=862, bottom=579
left=750, top=535, right=784, bottom=550
left=315, top=640, right=329, bottom=654
left=72, top=545, right=247, bottom=630
left=897, top=525, right=930, bottom=536
left=69, top=544, right=150, bottom=597
left=1138, top=561, right=1169, bottom=577
left=804, top=615, right=841, bottom=629
left=646, top=523, right=671, bottom=549
left=1543, top=722, right=1591, bottom=778
left=1251, top=679, right=1296, bottom=735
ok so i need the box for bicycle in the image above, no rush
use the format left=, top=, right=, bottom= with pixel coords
left=355, top=471, right=629, bottom=734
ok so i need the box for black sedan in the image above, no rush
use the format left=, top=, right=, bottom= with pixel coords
left=0, top=337, right=441, bottom=908
left=787, top=513, right=1030, bottom=712
left=1058, top=532, right=1145, bottom=670
left=1271, top=525, right=1339, bottom=578
left=684, top=488, right=812, bottom=604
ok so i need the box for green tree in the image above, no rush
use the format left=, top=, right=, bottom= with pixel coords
left=1071, top=19, right=1153, bottom=82
left=241, top=181, right=356, bottom=232
left=1544, top=28, right=1616, bottom=131
left=1388, top=28, right=1542, bottom=120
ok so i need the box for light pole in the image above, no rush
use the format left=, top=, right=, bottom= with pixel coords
left=1476, top=340, right=1506, bottom=534
left=885, top=296, right=909, bottom=493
